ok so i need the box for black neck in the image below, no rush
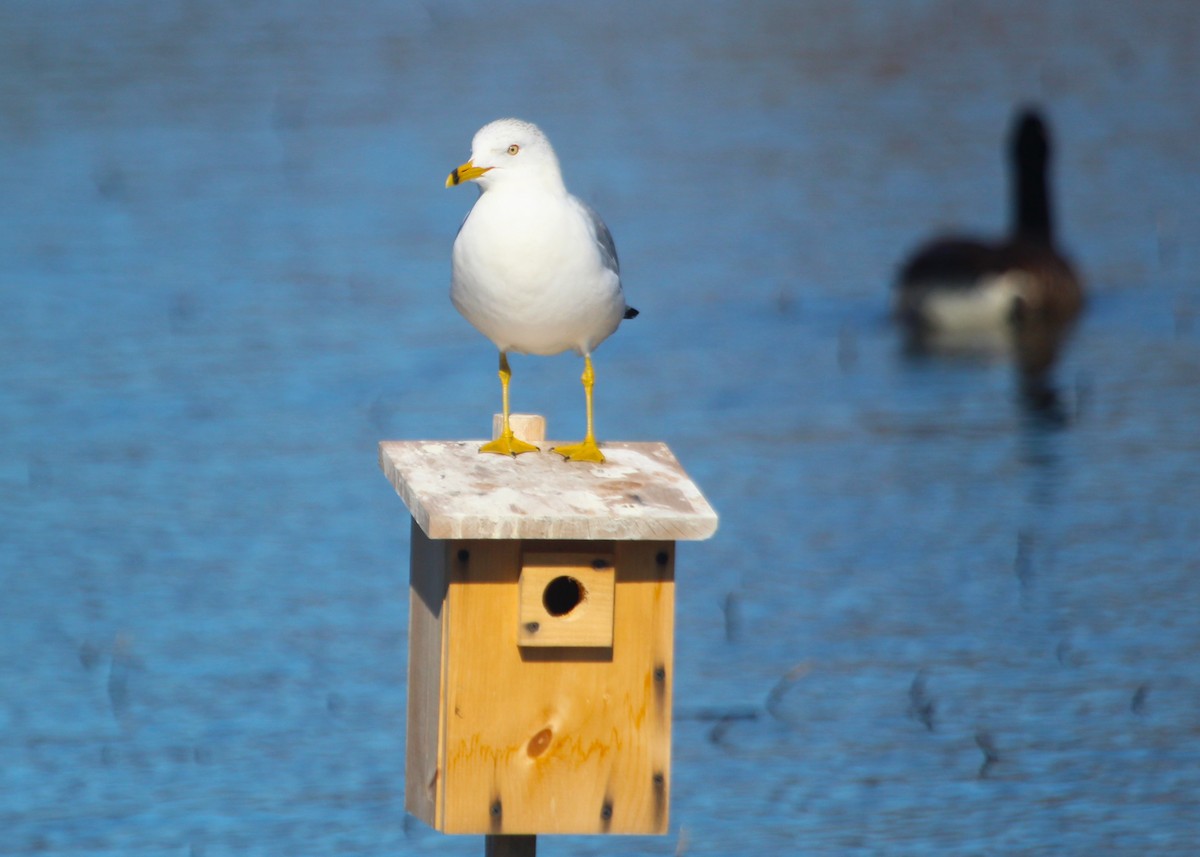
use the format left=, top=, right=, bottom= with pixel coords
left=1010, top=111, right=1055, bottom=243
left=1014, top=160, right=1053, bottom=243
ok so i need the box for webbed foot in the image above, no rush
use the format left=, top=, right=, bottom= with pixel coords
left=480, top=432, right=540, bottom=457
left=551, top=438, right=605, bottom=463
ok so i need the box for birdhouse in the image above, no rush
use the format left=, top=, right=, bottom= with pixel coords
left=378, top=418, right=717, bottom=838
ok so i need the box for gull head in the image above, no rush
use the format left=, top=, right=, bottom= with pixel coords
left=445, top=118, right=564, bottom=192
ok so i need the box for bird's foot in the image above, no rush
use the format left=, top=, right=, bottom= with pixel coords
left=551, top=438, right=606, bottom=463
left=479, top=432, right=540, bottom=457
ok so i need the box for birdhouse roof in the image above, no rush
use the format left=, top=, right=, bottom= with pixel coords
left=379, top=441, right=718, bottom=541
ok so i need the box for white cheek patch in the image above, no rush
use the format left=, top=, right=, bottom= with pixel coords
left=921, top=271, right=1029, bottom=331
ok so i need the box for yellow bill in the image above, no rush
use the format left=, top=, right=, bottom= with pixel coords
left=445, top=159, right=492, bottom=188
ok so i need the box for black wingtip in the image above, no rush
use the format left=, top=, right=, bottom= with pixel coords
left=624, top=306, right=639, bottom=319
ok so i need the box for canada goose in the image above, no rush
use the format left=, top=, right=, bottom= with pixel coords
left=895, top=108, right=1084, bottom=335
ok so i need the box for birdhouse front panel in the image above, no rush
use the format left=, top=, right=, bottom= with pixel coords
left=405, top=523, right=675, bottom=835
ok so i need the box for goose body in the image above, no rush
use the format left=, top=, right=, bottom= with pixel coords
left=895, top=109, right=1084, bottom=333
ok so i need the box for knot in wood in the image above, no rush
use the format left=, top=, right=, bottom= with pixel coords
left=527, top=727, right=553, bottom=758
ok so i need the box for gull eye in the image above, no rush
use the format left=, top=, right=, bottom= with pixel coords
left=507, top=144, right=520, bottom=156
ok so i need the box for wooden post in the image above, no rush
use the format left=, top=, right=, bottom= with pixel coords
left=379, top=416, right=717, bottom=849
left=485, top=833, right=536, bottom=857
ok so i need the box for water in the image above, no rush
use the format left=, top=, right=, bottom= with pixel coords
left=3, top=2, right=1199, bottom=854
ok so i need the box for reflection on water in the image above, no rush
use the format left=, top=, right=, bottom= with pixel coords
left=2, top=1, right=1200, bottom=855
left=900, top=310, right=1082, bottom=427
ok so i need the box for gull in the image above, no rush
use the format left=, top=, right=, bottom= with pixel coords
left=446, top=118, right=637, bottom=463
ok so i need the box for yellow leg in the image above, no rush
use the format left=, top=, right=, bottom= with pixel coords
left=480, top=353, right=539, bottom=456
left=552, top=354, right=606, bottom=463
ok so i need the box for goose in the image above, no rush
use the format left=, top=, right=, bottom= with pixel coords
left=895, top=108, right=1083, bottom=336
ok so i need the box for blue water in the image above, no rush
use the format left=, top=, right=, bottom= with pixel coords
left=3, top=2, right=1199, bottom=854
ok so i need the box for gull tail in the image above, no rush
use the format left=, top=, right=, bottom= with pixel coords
left=624, top=306, right=639, bottom=319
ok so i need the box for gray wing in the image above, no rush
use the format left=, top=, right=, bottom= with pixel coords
left=572, top=197, right=621, bottom=277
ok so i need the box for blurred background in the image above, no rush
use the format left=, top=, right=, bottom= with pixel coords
left=2, top=1, right=1198, bottom=854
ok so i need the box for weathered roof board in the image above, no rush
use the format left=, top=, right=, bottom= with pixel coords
left=379, top=441, right=718, bottom=541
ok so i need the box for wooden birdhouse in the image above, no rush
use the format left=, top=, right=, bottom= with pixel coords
left=378, top=417, right=717, bottom=840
